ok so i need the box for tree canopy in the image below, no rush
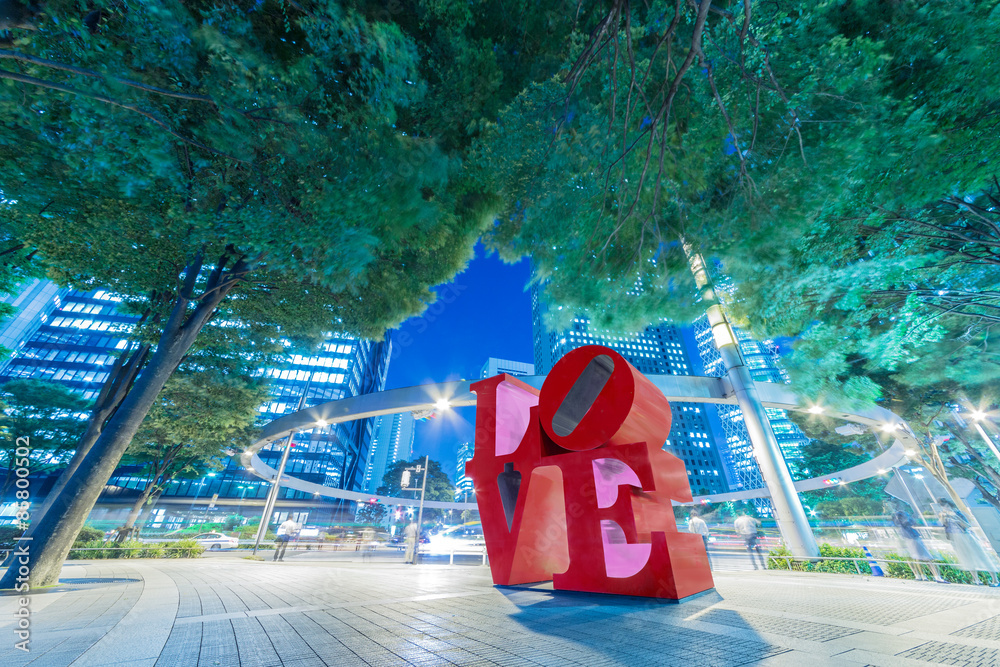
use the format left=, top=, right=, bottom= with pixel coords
left=471, top=0, right=1000, bottom=339
left=0, top=379, right=90, bottom=494
left=378, top=456, right=454, bottom=525
left=0, top=0, right=547, bottom=587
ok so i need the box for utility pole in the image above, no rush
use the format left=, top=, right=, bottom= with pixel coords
left=416, top=454, right=429, bottom=546
left=687, top=247, right=819, bottom=557
left=402, top=456, right=429, bottom=564
left=253, top=374, right=315, bottom=555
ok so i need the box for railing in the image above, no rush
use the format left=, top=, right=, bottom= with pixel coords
left=768, top=553, right=996, bottom=582
left=427, top=547, right=488, bottom=566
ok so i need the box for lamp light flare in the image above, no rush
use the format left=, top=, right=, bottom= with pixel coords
left=971, top=410, right=987, bottom=421
left=807, top=405, right=824, bottom=415
left=434, top=398, right=452, bottom=412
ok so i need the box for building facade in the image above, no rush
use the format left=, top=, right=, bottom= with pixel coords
left=693, top=316, right=809, bottom=510
left=0, top=280, right=391, bottom=526
left=455, top=442, right=474, bottom=501
left=0, top=279, right=63, bottom=355
left=363, top=411, right=415, bottom=494
left=480, top=357, right=534, bottom=379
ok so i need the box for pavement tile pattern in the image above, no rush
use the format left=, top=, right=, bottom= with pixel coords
left=952, top=613, right=1000, bottom=641
left=1, top=555, right=999, bottom=666
left=898, top=641, right=1000, bottom=666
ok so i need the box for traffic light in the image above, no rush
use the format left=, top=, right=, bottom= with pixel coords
left=401, top=470, right=411, bottom=488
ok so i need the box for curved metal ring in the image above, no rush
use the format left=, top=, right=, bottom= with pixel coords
left=241, top=375, right=915, bottom=509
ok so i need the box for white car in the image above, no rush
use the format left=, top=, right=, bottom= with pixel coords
left=193, top=532, right=239, bottom=550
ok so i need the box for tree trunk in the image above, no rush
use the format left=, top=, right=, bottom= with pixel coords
left=919, top=434, right=984, bottom=531
left=123, top=482, right=156, bottom=531
left=136, top=489, right=164, bottom=533
left=30, top=342, right=151, bottom=526
left=966, top=475, right=1000, bottom=512
left=0, top=253, right=243, bottom=589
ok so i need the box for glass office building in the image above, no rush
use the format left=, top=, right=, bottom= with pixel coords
left=693, top=316, right=809, bottom=512
left=455, top=442, right=474, bottom=501
left=363, top=411, right=415, bottom=494
left=0, top=280, right=391, bottom=525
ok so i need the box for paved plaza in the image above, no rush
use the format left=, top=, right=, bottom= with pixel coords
left=2, top=554, right=1000, bottom=667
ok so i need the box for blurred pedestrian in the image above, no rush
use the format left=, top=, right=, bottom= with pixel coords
left=939, top=498, right=999, bottom=586
left=403, top=520, right=418, bottom=564
left=734, top=514, right=766, bottom=570
left=688, top=510, right=711, bottom=569
left=273, top=517, right=300, bottom=562
left=891, top=506, right=944, bottom=582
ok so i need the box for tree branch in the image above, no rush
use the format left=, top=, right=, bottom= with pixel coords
left=0, top=69, right=243, bottom=161
left=0, top=49, right=216, bottom=104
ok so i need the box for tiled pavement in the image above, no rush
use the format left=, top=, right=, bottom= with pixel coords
left=2, top=557, right=1000, bottom=666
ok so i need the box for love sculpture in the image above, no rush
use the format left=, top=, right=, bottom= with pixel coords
left=467, top=345, right=714, bottom=600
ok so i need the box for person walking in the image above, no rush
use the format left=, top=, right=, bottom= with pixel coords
left=403, top=520, right=419, bottom=564
left=688, top=510, right=712, bottom=570
left=273, top=517, right=300, bottom=562
left=939, top=498, right=999, bottom=586
left=734, top=514, right=766, bottom=570
left=891, top=506, right=944, bottom=582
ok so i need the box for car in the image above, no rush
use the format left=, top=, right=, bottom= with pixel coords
left=192, top=532, right=239, bottom=550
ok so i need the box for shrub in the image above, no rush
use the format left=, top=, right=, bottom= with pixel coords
left=223, top=515, right=243, bottom=531
left=0, top=525, right=25, bottom=550
left=115, top=539, right=143, bottom=559
left=68, top=540, right=111, bottom=559
left=139, top=543, right=166, bottom=558
left=808, top=544, right=871, bottom=575
left=242, top=554, right=265, bottom=561
left=75, top=525, right=106, bottom=544
left=167, top=539, right=205, bottom=558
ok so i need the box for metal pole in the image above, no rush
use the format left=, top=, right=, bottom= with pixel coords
left=415, top=455, right=428, bottom=562
left=687, top=248, right=819, bottom=557
left=896, top=467, right=928, bottom=525
left=253, top=375, right=313, bottom=555
left=973, top=422, right=1000, bottom=462
left=186, top=480, right=205, bottom=527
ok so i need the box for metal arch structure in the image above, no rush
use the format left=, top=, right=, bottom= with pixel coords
left=240, top=375, right=916, bottom=510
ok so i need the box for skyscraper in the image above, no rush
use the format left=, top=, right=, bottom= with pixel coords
left=455, top=442, right=474, bottom=501
left=1, top=286, right=137, bottom=400
left=693, top=316, right=808, bottom=505
left=480, top=357, right=534, bottom=379
left=531, top=287, right=728, bottom=495
left=0, top=279, right=63, bottom=355
left=0, top=280, right=392, bottom=521
left=364, top=411, right=415, bottom=493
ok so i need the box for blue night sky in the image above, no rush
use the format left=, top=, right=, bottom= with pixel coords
left=383, top=244, right=533, bottom=480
